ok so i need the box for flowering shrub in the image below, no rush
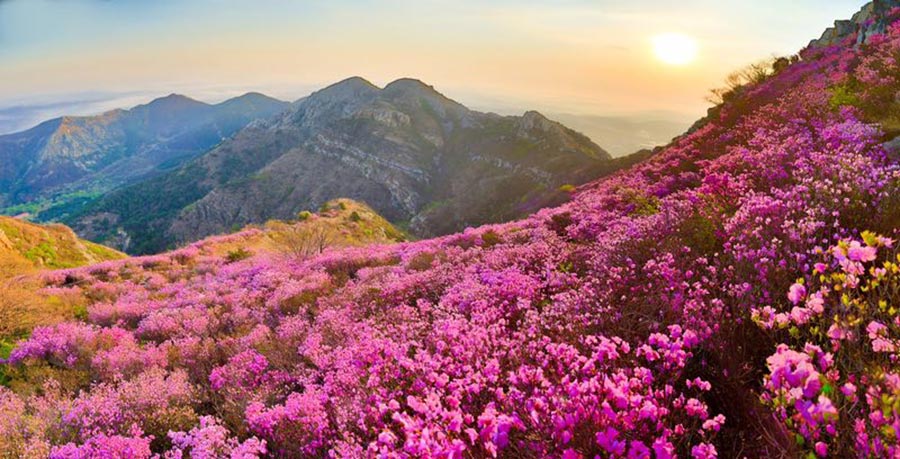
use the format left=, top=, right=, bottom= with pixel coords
left=2, top=8, right=900, bottom=459
left=757, top=234, right=900, bottom=457
left=50, top=429, right=154, bottom=459
left=166, top=416, right=266, bottom=459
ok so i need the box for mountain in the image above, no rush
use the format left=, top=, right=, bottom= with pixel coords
left=68, top=77, right=616, bottom=254
left=0, top=92, right=288, bottom=220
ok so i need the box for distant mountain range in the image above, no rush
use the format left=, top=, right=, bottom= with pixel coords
left=0, top=77, right=649, bottom=254
left=69, top=77, right=637, bottom=253
left=1, top=94, right=693, bottom=157
left=0, top=92, right=288, bottom=218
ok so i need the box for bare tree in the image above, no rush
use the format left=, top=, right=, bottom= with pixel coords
left=273, top=223, right=335, bottom=260
left=706, top=58, right=783, bottom=105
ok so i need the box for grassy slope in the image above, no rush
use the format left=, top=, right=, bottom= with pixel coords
left=194, top=198, right=407, bottom=258
left=0, top=216, right=125, bottom=277
left=0, top=217, right=125, bottom=383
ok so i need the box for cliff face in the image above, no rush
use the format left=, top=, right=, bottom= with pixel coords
left=809, top=0, right=900, bottom=47
left=71, top=78, right=616, bottom=254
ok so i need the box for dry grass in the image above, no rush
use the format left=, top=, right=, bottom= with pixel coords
left=198, top=198, right=407, bottom=259
left=0, top=217, right=121, bottom=351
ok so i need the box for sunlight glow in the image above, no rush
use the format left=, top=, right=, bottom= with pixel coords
left=651, top=33, right=699, bottom=66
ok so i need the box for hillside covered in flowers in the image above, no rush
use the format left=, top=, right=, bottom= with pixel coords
left=4, top=7, right=900, bottom=459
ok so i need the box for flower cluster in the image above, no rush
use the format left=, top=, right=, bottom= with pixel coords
left=758, top=234, right=900, bottom=457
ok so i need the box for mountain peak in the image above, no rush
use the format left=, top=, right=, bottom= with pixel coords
left=522, top=110, right=549, bottom=121
left=217, top=92, right=287, bottom=111
left=380, top=78, right=466, bottom=116
left=138, top=93, right=209, bottom=112
left=518, top=110, right=554, bottom=131
left=304, top=77, right=379, bottom=104
left=158, top=93, right=199, bottom=103
left=383, top=78, right=435, bottom=94
left=322, top=76, right=377, bottom=92
left=230, top=91, right=281, bottom=102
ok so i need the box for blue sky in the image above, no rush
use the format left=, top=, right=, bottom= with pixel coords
left=0, top=0, right=868, bottom=132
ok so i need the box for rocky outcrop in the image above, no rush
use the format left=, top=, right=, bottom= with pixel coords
left=885, top=135, right=900, bottom=161
left=809, top=0, right=900, bottom=48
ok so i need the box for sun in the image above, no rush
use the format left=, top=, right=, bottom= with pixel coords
left=651, top=33, right=699, bottom=66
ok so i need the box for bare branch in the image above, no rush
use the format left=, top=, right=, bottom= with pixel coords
left=273, top=222, right=335, bottom=260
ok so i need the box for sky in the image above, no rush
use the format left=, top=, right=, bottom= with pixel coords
left=0, top=0, right=868, bottom=134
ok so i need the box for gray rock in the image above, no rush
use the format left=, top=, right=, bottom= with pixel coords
left=809, top=0, right=900, bottom=48
left=885, top=135, right=900, bottom=160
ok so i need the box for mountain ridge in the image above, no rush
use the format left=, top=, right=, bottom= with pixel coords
left=67, top=77, right=618, bottom=254
left=0, top=92, right=289, bottom=219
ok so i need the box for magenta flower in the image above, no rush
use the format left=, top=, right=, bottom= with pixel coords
left=788, top=283, right=807, bottom=304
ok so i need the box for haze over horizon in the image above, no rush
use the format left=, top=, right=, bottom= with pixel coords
left=0, top=0, right=866, bottom=132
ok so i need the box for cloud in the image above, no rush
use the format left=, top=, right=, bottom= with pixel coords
left=0, top=92, right=156, bottom=134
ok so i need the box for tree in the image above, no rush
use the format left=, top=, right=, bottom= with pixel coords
left=706, top=57, right=792, bottom=105
left=272, top=223, right=334, bottom=260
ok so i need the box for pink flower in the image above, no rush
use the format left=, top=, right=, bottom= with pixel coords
left=826, top=324, right=845, bottom=341
left=787, top=283, right=806, bottom=304
left=691, top=442, right=717, bottom=459
left=805, top=292, right=824, bottom=314
left=702, top=414, right=726, bottom=432
left=846, top=241, right=877, bottom=262
left=840, top=382, right=857, bottom=401
left=595, top=427, right=626, bottom=455
left=378, top=430, right=397, bottom=445
left=867, top=321, right=887, bottom=339
left=790, top=306, right=811, bottom=325
left=814, top=441, right=827, bottom=457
